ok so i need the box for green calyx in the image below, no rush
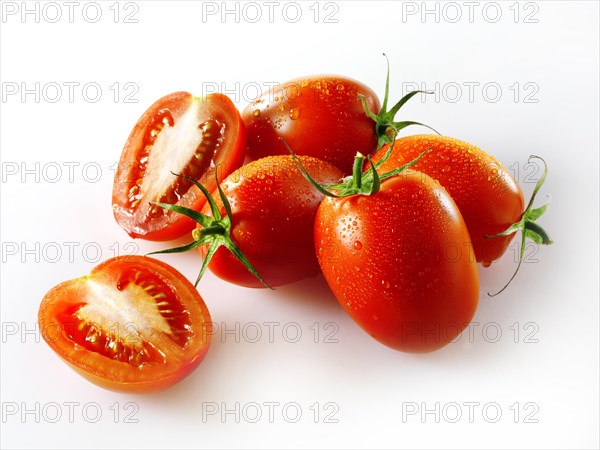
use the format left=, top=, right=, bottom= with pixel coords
left=360, top=53, right=439, bottom=150
left=486, top=155, right=553, bottom=297
left=282, top=137, right=431, bottom=199
left=147, top=171, right=273, bottom=289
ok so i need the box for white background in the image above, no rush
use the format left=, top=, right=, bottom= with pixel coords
left=1, top=1, right=598, bottom=449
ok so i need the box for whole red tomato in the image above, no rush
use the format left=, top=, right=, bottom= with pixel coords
left=202, top=156, right=343, bottom=287
left=242, top=75, right=381, bottom=174
left=152, top=155, right=343, bottom=288
left=242, top=58, right=438, bottom=175
left=113, top=92, right=246, bottom=241
left=372, top=135, right=552, bottom=271
left=38, top=256, right=212, bottom=392
left=312, top=154, right=479, bottom=352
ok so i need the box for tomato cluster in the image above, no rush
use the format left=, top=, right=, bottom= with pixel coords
left=39, top=61, right=552, bottom=392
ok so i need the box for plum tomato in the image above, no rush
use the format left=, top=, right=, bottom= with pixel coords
left=301, top=152, right=479, bottom=352
left=151, top=156, right=343, bottom=288
left=242, top=75, right=381, bottom=174
left=38, top=256, right=212, bottom=392
left=112, top=92, right=246, bottom=241
left=316, top=175, right=479, bottom=353
left=371, top=135, right=553, bottom=270
left=201, top=156, right=343, bottom=288
left=242, top=57, right=438, bottom=176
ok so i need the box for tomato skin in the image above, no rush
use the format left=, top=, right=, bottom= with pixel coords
left=315, top=173, right=479, bottom=353
left=373, top=135, right=524, bottom=265
left=242, top=76, right=380, bottom=175
left=113, top=92, right=246, bottom=241
left=201, top=155, right=343, bottom=288
left=38, top=256, right=212, bottom=392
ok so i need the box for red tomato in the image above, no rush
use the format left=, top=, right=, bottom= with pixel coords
left=38, top=256, right=212, bottom=392
left=199, top=156, right=343, bottom=288
left=315, top=172, right=479, bottom=353
left=372, top=135, right=524, bottom=265
left=242, top=76, right=380, bottom=174
left=113, top=92, right=246, bottom=241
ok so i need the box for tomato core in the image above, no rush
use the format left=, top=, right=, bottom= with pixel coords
left=124, top=105, right=227, bottom=223
left=55, top=266, right=195, bottom=368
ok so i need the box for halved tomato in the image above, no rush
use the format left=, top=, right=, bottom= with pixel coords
left=112, top=92, right=246, bottom=241
left=38, top=256, right=212, bottom=392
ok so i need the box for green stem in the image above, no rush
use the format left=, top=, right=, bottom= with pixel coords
left=362, top=54, right=439, bottom=150
left=486, top=155, right=552, bottom=297
left=352, top=153, right=365, bottom=191
left=281, top=137, right=429, bottom=199
left=148, top=171, right=273, bottom=289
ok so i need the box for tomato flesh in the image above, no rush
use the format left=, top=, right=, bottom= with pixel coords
left=242, top=76, right=380, bottom=174
left=39, top=256, right=211, bottom=392
left=113, top=92, right=246, bottom=241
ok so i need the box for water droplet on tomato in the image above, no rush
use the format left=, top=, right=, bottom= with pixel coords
left=253, top=109, right=260, bottom=117
left=381, top=280, right=390, bottom=289
left=289, top=108, right=299, bottom=120
left=353, top=241, right=362, bottom=250
left=482, top=260, right=492, bottom=268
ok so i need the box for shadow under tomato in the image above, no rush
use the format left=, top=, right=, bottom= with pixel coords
left=261, top=272, right=343, bottom=313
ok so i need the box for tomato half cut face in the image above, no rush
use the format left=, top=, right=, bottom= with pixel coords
left=112, top=92, right=246, bottom=241
left=38, top=256, right=212, bottom=392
